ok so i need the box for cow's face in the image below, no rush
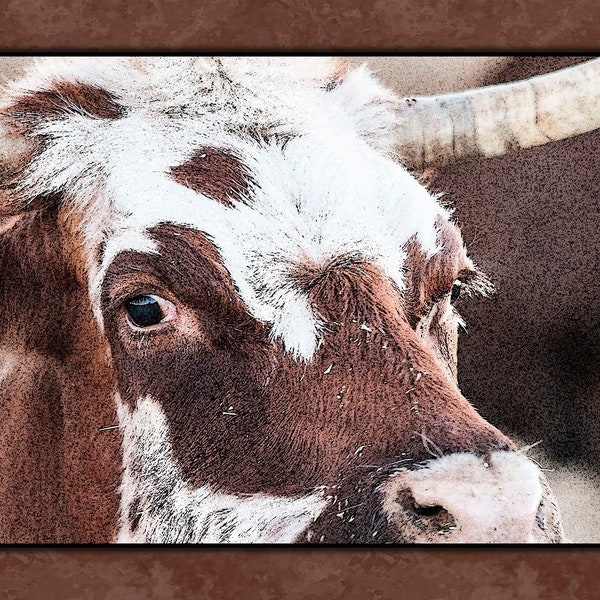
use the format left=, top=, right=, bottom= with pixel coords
left=1, top=57, right=564, bottom=543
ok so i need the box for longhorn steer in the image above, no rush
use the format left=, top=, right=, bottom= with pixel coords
left=2, top=57, right=596, bottom=543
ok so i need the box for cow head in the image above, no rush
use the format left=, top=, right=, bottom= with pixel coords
left=2, top=56, right=591, bottom=543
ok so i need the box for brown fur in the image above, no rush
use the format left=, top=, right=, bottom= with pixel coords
left=101, top=224, right=512, bottom=543
left=0, top=136, right=39, bottom=212
left=170, top=148, right=252, bottom=206
left=6, top=82, right=124, bottom=125
left=0, top=206, right=121, bottom=542
left=0, top=82, right=123, bottom=212
left=402, top=220, right=478, bottom=381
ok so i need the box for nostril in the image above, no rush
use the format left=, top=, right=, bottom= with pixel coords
left=412, top=501, right=445, bottom=517
left=395, top=488, right=458, bottom=535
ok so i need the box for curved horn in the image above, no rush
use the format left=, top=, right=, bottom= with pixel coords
left=396, top=58, right=600, bottom=170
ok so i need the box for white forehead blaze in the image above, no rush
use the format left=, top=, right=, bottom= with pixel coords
left=92, top=129, right=447, bottom=360
left=9, top=57, right=448, bottom=360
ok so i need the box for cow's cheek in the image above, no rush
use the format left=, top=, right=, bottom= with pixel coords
left=104, top=317, right=278, bottom=489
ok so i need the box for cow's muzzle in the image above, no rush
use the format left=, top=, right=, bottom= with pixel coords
left=302, top=451, right=563, bottom=543
left=380, top=451, right=564, bottom=543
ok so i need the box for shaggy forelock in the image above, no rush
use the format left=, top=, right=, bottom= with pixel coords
left=4, top=57, right=448, bottom=360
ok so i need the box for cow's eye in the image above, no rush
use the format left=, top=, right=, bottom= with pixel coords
left=450, top=279, right=462, bottom=304
left=124, top=294, right=176, bottom=329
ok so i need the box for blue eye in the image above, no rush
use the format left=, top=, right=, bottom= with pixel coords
left=125, top=294, right=172, bottom=328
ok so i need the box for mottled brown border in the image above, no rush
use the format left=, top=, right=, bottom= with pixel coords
left=2, top=0, right=600, bottom=597
left=1, top=546, right=599, bottom=598
left=1, top=0, right=600, bottom=50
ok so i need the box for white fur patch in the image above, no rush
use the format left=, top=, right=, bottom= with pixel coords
left=116, top=394, right=327, bottom=543
left=7, top=57, right=448, bottom=360
left=383, top=451, right=552, bottom=543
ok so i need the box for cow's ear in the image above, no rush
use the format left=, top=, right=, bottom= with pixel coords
left=326, top=62, right=401, bottom=159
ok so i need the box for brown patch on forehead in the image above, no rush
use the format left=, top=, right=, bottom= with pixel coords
left=6, top=81, right=124, bottom=125
left=170, top=147, right=252, bottom=207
